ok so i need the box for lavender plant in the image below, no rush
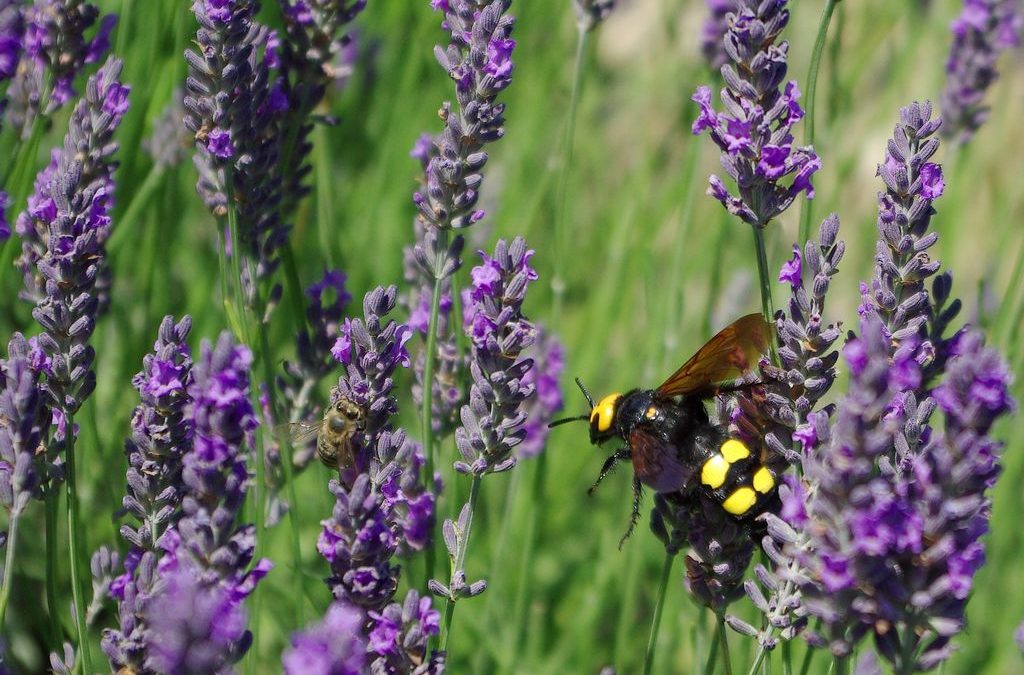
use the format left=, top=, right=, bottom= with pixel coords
left=101, top=315, right=193, bottom=673
left=433, top=237, right=537, bottom=647
left=691, top=0, right=819, bottom=323
left=319, top=286, right=443, bottom=670
left=940, top=0, right=1022, bottom=145
left=3, top=0, right=115, bottom=136
left=282, top=601, right=367, bottom=674
left=572, top=0, right=615, bottom=33
left=0, top=0, right=21, bottom=134
left=699, top=0, right=734, bottom=70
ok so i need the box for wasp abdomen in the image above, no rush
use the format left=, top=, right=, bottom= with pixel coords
left=698, top=438, right=777, bottom=517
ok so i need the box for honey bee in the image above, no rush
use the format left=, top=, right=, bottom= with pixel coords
left=288, top=396, right=365, bottom=469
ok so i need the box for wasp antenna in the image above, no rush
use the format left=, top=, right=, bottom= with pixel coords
left=575, top=377, right=595, bottom=408
left=547, top=414, right=589, bottom=429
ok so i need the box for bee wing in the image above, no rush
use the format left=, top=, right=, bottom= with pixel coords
left=282, top=421, right=320, bottom=445
left=656, top=313, right=773, bottom=400
left=628, top=427, right=693, bottom=493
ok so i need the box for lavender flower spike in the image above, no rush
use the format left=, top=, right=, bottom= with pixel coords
left=455, top=237, right=538, bottom=477
left=573, top=0, right=616, bottom=32
left=517, top=326, right=565, bottom=459
left=282, top=601, right=367, bottom=675
left=691, top=0, right=819, bottom=228
left=940, top=0, right=1022, bottom=145
left=0, top=334, right=48, bottom=520
left=142, top=332, right=271, bottom=672
left=699, top=0, right=735, bottom=70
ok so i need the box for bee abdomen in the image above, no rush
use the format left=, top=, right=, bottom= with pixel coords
left=317, top=436, right=338, bottom=468
left=698, top=438, right=777, bottom=517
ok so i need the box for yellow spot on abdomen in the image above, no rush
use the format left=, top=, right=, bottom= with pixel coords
left=721, top=439, right=750, bottom=463
left=590, top=393, right=622, bottom=432
left=722, top=487, right=757, bottom=515
left=753, top=466, right=775, bottom=494
left=701, top=455, right=729, bottom=489
left=645, top=406, right=658, bottom=420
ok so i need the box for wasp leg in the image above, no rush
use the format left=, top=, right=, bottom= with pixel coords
left=588, top=448, right=631, bottom=496
left=618, top=475, right=644, bottom=550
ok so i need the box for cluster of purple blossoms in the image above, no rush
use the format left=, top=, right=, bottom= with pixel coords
left=517, top=326, right=565, bottom=459
left=0, top=334, right=49, bottom=525
left=940, top=0, right=1022, bottom=145
left=860, top=102, right=955, bottom=386
left=142, top=90, right=190, bottom=170
left=2, top=0, right=115, bottom=136
left=186, top=0, right=290, bottom=285
left=699, top=0, right=735, bottom=70
left=319, top=287, right=443, bottom=671
left=454, top=238, right=537, bottom=477
left=0, top=0, right=21, bottom=137
left=282, top=601, right=366, bottom=675
left=692, top=0, right=819, bottom=228
left=15, top=57, right=129, bottom=417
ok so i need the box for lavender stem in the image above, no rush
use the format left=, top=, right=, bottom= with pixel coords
left=421, top=270, right=445, bottom=584
left=440, top=476, right=481, bottom=654
left=718, top=613, right=734, bottom=675
left=45, top=497, right=62, bottom=647
left=0, top=512, right=19, bottom=627
left=65, top=418, right=93, bottom=673
left=798, top=0, right=839, bottom=244
left=105, top=164, right=165, bottom=253
left=642, top=552, right=674, bottom=675
left=834, top=656, right=849, bottom=675
left=551, top=26, right=589, bottom=320
left=703, top=613, right=721, bottom=675
left=751, top=225, right=776, bottom=359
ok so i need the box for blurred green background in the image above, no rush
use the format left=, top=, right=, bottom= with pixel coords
left=1, top=0, right=1022, bottom=672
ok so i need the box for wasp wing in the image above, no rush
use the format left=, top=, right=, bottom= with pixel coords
left=629, top=427, right=693, bottom=493
left=655, top=313, right=772, bottom=400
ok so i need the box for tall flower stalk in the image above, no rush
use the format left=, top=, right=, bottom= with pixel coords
left=412, top=2, right=517, bottom=571
left=13, top=56, right=129, bottom=672
left=691, top=0, right=820, bottom=330
left=431, top=237, right=537, bottom=653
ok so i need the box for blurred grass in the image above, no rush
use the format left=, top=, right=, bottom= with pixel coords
left=0, top=0, right=1021, bottom=672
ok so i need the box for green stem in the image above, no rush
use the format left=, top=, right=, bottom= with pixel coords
left=747, top=645, right=768, bottom=675
left=642, top=553, right=675, bottom=675
left=507, top=449, right=546, bottom=668
left=751, top=225, right=777, bottom=364
left=421, top=269, right=446, bottom=584
left=798, top=0, right=839, bottom=245
left=797, top=621, right=819, bottom=675
left=897, top=622, right=918, bottom=675
left=439, top=476, right=481, bottom=655
left=45, top=495, right=63, bottom=648
left=551, top=27, right=589, bottom=321
left=718, top=613, right=734, bottom=675
left=703, top=613, right=721, bottom=675
left=65, top=419, right=93, bottom=673
left=833, top=656, right=849, bottom=675
left=0, top=512, right=20, bottom=629
left=782, top=640, right=792, bottom=675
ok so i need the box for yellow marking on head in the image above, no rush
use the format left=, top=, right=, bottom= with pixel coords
left=645, top=406, right=658, bottom=420
left=590, top=393, right=622, bottom=433
left=701, top=455, right=730, bottom=490
left=721, top=439, right=751, bottom=463
left=753, top=466, right=775, bottom=494
left=722, top=487, right=757, bottom=516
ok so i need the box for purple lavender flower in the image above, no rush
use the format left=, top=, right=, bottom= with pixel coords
left=0, top=0, right=22, bottom=132
left=4, top=1, right=115, bottom=136
left=366, top=589, right=443, bottom=674
left=691, top=0, right=819, bottom=228
left=145, top=565, right=251, bottom=675
left=862, top=102, right=959, bottom=390
left=139, top=333, right=269, bottom=670
left=0, top=334, right=49, bottom=520
left=517, top=326, right=565, bottom=459
left=940, top=0, right=1022, bottom=145
left=142, top=90, right=191, bottom=169
left=282, top=601, right=367, bottom=675
left=573, top=0, right=616, bottom=32
left=16, top=58, right=129, bottom=420
left=453, top=238, right=537, bottom=477
left=186, top=0, right=290, bottom=283
left=785, top=317, right=1013, bottom=669
left=119, top=316, right=194, bottom=552
left=700, top=0, right=734, bottom=69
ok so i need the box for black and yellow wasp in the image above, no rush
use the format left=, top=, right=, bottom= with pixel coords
left=550, top=314, right=779, bottom=545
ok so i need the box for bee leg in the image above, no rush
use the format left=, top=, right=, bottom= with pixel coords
left=618, top=475, right=644, bottom=550
left=588, top=448, right=631, bottom=496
